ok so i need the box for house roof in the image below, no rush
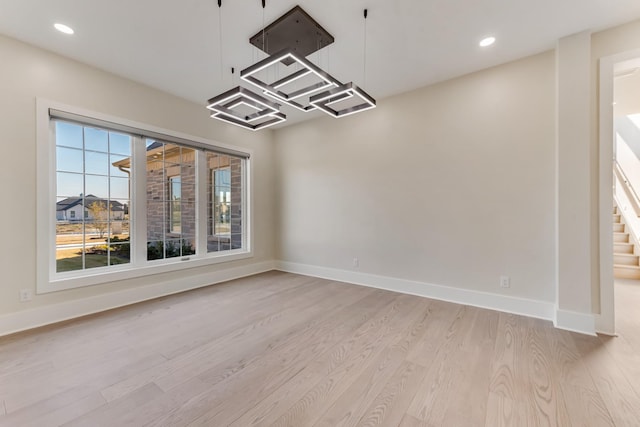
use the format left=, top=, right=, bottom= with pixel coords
left=56, top=195, right=124, bottom=212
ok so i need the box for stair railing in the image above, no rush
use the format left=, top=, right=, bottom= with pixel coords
left=614, top=161, right=640, bottom=218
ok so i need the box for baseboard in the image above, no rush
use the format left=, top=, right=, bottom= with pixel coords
left=595, top=313, right=617, bottom=336
left=554, top=309, right=597, bottom=336
left=0, top=260, right=276, bottom=337
left=275, top=261, right=556, bottom=322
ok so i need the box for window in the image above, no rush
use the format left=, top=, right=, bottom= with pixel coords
left=38, top=102, right=251, bottom=293
left=55, top=121, right=131, bottom=273
left=207, top=155, right=243, bottom=253
left=146, top=141, right=196, bottom=260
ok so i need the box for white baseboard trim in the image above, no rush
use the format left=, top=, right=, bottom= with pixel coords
left=275, top=261, right=555, bottom=322
left=555, top=309, right=597, bottom=336
left=595, top=313, right=617, bottom=336
left=0, top=260, right=275, bottom=337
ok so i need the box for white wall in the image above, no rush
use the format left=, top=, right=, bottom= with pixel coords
left=275, top=51, right=557, bottom=304
left=556, top=31, right=593, bottom=324
left=0, top=35, right=276, bottom=323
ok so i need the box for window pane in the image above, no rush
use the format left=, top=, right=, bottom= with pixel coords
left=84, top=151, right=110, bottom=176
left=110, top=177, right=129, bottom=200
left=110, top=155, right=131, bottom=177
left=109, top=132, right=131, bottom=156
left=85, top=175, right=109, bottom=198
left=84, top=243, right=109, bottom=269
left=147, top=241, right=164, bottom=260
left=170, top=200, right=181, bottom=233
left=56, top=247, right=84, bottom=273
left=182, top=234, right=196, bottom=256
left=146, top=201, right=165, bottom=242
left=165, top=239, right=181, bottom=259
left=84, top=127, right=108, bottom=152
left=56, top=147, right=83, bottom=173
left=182, top=202, right=196, bottom=238
left=110, top=219, right=129, bottom=238
left=56, top=172, right=83, bottom=198
left=56, top=122, right=83, bottom=149
left=231, top=233, right=243, bottom=250
left=109, top=243, right=130, bottom=265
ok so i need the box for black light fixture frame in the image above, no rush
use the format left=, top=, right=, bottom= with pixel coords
left=249, top=5, right=334, bottom=65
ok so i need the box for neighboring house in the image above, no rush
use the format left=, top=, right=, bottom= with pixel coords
left=112, top=142, right=241, bottom=252
left=56, top=195, right=125, bottom=221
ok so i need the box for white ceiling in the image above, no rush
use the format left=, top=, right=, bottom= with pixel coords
left=2, top=0, right=640, bottom=127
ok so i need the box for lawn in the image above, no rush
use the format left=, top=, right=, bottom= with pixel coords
left=56, top=252, right=129, bottom=272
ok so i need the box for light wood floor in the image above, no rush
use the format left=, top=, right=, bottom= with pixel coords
left=1, top=272, right=640, bottom=426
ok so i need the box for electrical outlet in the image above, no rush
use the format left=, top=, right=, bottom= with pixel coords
left=19, top=289, right=33, bottom=302
left=500, top=275, right=510, bottom=288
left=352, top=257, right=359, bottom=268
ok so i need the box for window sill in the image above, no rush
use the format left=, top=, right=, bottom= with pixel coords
left=38, top=250, right=252, bottom=294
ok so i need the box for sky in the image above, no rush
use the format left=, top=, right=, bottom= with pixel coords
left=56, top=121, right=130, bottom=203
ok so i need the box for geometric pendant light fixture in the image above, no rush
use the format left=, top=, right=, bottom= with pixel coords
left=207, top=3, right=376, bottom=130
left=207, top=1, right=286, bottom=131
left=309, top=82, right=376, bottom=118
left=206, top=86, right=287, bottom=130
left=241, top=48, right=343, bottom=112
left=310, top=9, right=376, bottom=118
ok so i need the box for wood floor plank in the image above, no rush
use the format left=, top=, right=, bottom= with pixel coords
left=404, top=300, right=464, bottom=367
left=485, top=392, right=516, bottom=427
left=559, top=383, right=615, bottom=427
left=226, top=290, right=402, bottom=427
left=441, top=309, right=499, bottom=426
left=188, top=296, right=419, bottom=425
left=0, top=387, right=106, bottom=427
left=597, top=333, right=640, bottom=398
left=404, top=305, right=479, bottom=424
left=398, top=413, right=426, bottom=427
left=13, top=393, right=106, bottom=427
left=3, top=349, right=167, bottom=414
left=616, top=280, right=640, bottom=356
left=312, top=303, right=434, bottom=427
left=488, top=313, right=528, bottom=401
left=355, top=361, right=427, bottom=427
left=253, top=295, right=425, bottom=427
left=543, top=326, right=598, bottom=391
left=63, top=383, right=165, bottom=427
left=520, top=318, right=571, bottom=426
left=1, top=272, right=640, bottom=427
left=571, top=332, right=640, bottom=427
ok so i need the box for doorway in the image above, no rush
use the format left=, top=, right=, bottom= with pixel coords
left=599, top=49, right=640, bottom=335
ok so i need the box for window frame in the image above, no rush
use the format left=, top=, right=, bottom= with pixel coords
left=36, top=99, right=253, bottom=294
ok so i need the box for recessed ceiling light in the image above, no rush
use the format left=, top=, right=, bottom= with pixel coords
left=479, top=36, right=496, bottom=47
left=54, top=23, right=74, bottom=35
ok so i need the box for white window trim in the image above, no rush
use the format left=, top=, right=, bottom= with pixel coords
left=36, top=99, right=253, bottom=294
